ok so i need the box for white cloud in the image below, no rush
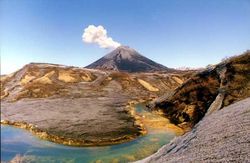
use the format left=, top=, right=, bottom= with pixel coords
left=82, top=25, right=121, bottom=49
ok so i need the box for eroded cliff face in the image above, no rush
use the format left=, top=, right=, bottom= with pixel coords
left=149, top=52, right=250, bottom=128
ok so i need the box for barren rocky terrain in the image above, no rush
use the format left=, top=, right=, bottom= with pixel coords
left=0, top=62, right=192, bottom=146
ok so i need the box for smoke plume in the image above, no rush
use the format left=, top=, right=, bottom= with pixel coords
left=82, top=25, right=121, bottom=49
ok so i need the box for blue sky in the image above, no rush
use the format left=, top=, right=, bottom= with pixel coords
left=1, top=0, right=250, bottom=74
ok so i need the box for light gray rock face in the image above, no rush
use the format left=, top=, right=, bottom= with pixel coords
left=206, top=92, right=225, bottom=115
left=86, top=46, right=175, bottom=73
left=136, top=97, right=250, bottom=163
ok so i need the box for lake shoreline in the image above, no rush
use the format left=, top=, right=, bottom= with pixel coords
left=0, top=101, right=147, bottom=147
left=1, top=100, right=183, bottom=147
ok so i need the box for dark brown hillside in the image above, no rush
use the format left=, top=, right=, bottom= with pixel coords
left=148, top=51, right=250, bottom=128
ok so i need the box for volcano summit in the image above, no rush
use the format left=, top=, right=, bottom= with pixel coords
left=86, top=46, right=174, bottom=73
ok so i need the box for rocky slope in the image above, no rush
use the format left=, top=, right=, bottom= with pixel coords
left=0, top=63, right=191, bottom=102
left=148, top=51, right=250, bottom=128
left=136, top=97, right=250, bottom=163
left=86, top=46, right=175, bottom=73
left=0, top=63, right=192, bottom=146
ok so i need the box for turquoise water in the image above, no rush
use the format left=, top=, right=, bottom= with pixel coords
left=1, top=105, right=176, bottom=163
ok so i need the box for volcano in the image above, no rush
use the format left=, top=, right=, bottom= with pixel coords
left=85, top=46, right=174, bottom=73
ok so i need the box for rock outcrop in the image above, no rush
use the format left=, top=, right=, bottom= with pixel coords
left=136, top=97, right=250, bottom=163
